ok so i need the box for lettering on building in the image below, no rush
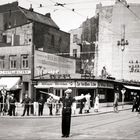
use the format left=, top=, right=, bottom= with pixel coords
left=129, top=60, right=140, bottom=73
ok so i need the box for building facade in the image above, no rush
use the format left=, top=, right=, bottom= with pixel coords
left=96, top=1, right=140, bottom=82
left=0, top=2, right=70, bottom=102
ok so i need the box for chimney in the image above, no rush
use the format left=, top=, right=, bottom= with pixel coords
left=29, top=4, right=34, bottom=12
left=45, top=13, right=51, bottom=18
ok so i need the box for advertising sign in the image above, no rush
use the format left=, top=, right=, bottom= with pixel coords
left=34, top=50, right=76, bottom=77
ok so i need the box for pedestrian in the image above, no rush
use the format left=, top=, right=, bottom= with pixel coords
left=55, top=100, right=61, bottom=115
left=94, top=94, right=100, bottom=112
left=38, top=95, right=45, bottom=116
left=21, top=94, right=31, bottom=116
left=84, top=93, right=91, bottom=113
left=40, top=88, right=85, bottom=138
left=47, top=96, right=54, bottom=115
left=113, top=89, right=119, bottom=113
left=135, top=95, right=140, bottom=112
left=72, top=101, right=77, bottom=115
left=9, top=94, right=16, bottom=116
left=6, top=92, right=11, bottom=115
left=30, top=98, right=34, bottom=115
left=79, top=94, right=86, bottom=114
left=132, top=96, right=137, bottom=112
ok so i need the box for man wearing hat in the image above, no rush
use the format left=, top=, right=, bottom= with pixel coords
left=9, top=94, right=17, bottom=116
left=40, top=88, right=85, bottom=138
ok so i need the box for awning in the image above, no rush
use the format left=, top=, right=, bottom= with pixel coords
left=123, top=85, right=140, bottom=90
left=0, top=77, right=21, bottom=91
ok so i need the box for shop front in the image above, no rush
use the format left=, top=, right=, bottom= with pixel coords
left=0, top=77, right=21, bottom=102
left=35, top=79, right=115, bottom=106
left=0, top=69, right=31, bottom=102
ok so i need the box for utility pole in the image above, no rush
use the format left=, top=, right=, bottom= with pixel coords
left=31, top=22, right=35, bottom=101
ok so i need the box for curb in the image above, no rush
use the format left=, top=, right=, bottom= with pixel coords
left=0, top=108, right=131, bottom=119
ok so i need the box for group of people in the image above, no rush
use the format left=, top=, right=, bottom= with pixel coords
left=0, top=93, right=62, bottom=116
left=78, top=93, right=100, bottom=114
left=40, top=89, right=101, bottom=138
left=0, top=93, right=17, bottom=116
left=1, top=87, right=139, bottom=139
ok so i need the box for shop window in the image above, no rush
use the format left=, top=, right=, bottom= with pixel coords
left=9, top=55, right=17, bottom=69
left=21, top=54, right=29, bottom=69
left=73, top=49, right=77, bottom=58
left=0, top=56, right=5, bottom=69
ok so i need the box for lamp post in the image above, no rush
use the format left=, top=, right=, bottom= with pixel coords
left=117, top=25, right=128, bottom=80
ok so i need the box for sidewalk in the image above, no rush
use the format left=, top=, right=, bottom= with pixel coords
left=72, top=104, right=132, bottom=117
left=0, top=104, right=132, bottom=119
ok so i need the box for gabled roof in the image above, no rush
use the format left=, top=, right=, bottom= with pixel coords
left=18, top=7, right=59, bottom=29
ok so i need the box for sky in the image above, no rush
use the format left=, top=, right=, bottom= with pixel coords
left=0, top=0, right=140, bottom=32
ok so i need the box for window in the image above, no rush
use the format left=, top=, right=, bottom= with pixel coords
left=0, top=56, right=5, bottom=69
left=73, top=49, right=77, bottom=58
left=73, top=34, right=78, bottom=43
left=9, top=55, right=17, bottom=69
left=21, top=54, right=29, bottom=69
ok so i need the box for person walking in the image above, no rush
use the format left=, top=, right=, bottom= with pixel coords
left=84, top=93, right=91, bottom=113
left=47, top=96, right=54, bottom=115
left=135, top=95, right=140, bottom=112
left=94, top=94, right=100, bottom=112
left=21, top=94, right=31, bottom=116
left=79, top=94, right=86, bottom=114
left=113, top=89, right=119, bottom=113
left=9, top=94, right=16, bottom=116
left=132, top=96, right=137, bottom=112
left=38, top=95, right=45, bottom=116
left=40, top=88, right=85, bottom=138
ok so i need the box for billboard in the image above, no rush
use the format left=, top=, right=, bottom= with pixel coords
left=34, top=50, right=76, bottom=77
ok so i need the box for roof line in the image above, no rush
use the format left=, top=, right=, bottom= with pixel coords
left=18, top=6, right=59, bottom=29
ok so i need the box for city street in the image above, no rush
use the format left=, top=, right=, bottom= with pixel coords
left=0, top=110, right=140, bottom=140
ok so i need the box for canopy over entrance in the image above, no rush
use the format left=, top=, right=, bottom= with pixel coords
left=0, top=77, right=21, bottom=91
left=123, top=85, right=140, bottom=90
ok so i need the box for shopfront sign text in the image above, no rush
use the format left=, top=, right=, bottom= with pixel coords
left=98, top=82, right=114, bottom=89
left=76, top=81, right=97, bottom=88
left=0, top=70, right=31, bottom=75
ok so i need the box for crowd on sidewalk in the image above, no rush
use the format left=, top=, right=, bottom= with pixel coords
left=0, top=92, right=101, bottom=116
left=0, top=91, right=138, bottom=117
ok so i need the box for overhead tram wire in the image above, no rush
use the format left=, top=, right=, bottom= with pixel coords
left=33, top=0, right=121, bottom=36
left=20, top=0, right=120, bottom=36
left=63, top=0, right=115, bottom=5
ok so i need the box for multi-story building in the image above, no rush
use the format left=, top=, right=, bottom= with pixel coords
left=96, top=0, right=140, bottom=82
left=69, top=16, right=98, bottom=76
left=67, top=0, right=140, bottom=104
left=0, top=2, right=70, bottom=101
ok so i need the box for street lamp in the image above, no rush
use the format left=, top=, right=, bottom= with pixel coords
left=117, top=37, right=128, bottom=79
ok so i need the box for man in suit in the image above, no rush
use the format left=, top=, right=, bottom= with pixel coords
left=21, top=94, right=31, bottom=116
left=9, top=94, right=16, bottom=116
left=38, top=95, right=45, bottom=116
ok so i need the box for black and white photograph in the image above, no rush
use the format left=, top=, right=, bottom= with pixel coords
left=0, top=0, right=140, bottom=139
